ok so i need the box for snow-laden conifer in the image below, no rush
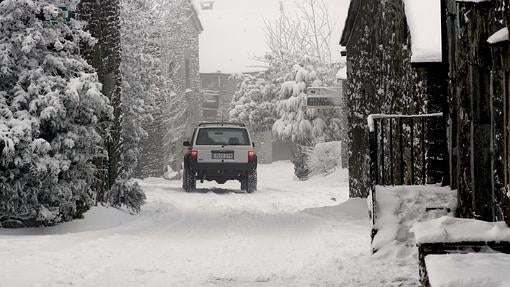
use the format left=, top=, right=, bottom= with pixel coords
left=0, top=0, right=112, bottom=226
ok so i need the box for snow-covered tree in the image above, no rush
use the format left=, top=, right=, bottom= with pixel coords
left=0, top=0, right=112, bottom=226
left=120, top=0, right=162, bottom=178
left=272, top=58, right=341, bottom=179
left=258, top=0, right=343, bottom=179
left=229, top=73, right=278, bottom=133
left=264, top=0, right=335, bottom=63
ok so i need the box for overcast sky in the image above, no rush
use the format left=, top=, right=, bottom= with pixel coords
left=193, top=0, right=350, bottom=74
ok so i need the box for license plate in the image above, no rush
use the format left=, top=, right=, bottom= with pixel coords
left=212, top=152, right=234, bottom=160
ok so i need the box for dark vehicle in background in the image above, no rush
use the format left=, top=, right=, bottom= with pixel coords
left=183, top=123, right=257, bottom=193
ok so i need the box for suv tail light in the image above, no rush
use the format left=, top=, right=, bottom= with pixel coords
left=191, top=150, right=198, bottom=160
left=248, top=150, right=256, bottom=161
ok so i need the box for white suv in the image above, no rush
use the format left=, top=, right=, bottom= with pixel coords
left=182, top=123, right=257, bottom=193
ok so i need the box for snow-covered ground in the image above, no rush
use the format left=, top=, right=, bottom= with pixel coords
left=0, top=161, right=419, bottom=286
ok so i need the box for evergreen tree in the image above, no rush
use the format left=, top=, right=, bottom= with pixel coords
left=0, top=0, right=112, bottom=226
left=272, top=58, right=341, bottom=179
left=230, top=0, right=344, bottom=179
left=229, top=72, right=278, bottom=133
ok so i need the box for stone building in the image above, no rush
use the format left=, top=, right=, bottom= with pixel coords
left=138, top=0, right=203, bottom=177
left=341, top=0, right=510, bottom=223
left=340, top=0, right=447, bottom=197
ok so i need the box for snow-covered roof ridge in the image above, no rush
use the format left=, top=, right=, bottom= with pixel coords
left=403, top=0, right=443, bottom=63
left=411, top=216, right=510, bottom=244
left=488, top=27, right=509, bottom=44
left=456, top=0, right=491, bottom=2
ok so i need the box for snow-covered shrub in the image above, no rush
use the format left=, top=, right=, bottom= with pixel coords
left=229, top=73, right=278, bottom=133
left=307, top=141, right=342, bottom=176
left=0, top=0, right=112, bottom=226
left=107, top=179, right=146, bottom=214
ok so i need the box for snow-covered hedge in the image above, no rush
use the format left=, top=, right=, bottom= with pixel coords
left=0, top=0, right=112, bottom=226
left=307, top=141, right=342, bottom=176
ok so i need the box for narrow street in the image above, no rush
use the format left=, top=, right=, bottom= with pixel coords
left=0, top=162, right=418, bottom=286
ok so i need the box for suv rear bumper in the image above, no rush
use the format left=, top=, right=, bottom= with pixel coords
left=192, top=162, right=257, bottom=180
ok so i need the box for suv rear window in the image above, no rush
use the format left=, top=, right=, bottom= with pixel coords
left=195, top=128, right=250, bottom=146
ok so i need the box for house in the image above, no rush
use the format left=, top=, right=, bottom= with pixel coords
left=445, top=0, right=510, bottom=221
left=340, top=0, right=510, bottom=222
left=137, top=0, right=203, bottom=177
left=200, top=73, right=237, bottom=121
left=340, top=0, right=448, bottom=198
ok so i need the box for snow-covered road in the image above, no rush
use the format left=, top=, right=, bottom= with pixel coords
left=0, top=161, right=419, bottom=286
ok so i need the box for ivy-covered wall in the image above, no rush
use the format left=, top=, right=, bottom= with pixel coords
left=343, top=0, right=432, bottom=197
left=448, top=0, right=510, bottom=222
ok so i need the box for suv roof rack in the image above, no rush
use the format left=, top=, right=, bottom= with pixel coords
left=198, top=122, right=246, bottom=127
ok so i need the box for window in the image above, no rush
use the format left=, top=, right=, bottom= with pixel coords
left=185, top=58, right=191, bottom=89
left=195, top=128, right=250, bottom=146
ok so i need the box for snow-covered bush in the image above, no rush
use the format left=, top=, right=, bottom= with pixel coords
left=107, top=179, right=146, bottom=214
left=307, top=141, right=342, bottom=176
left=0, top=0, right=112, bottom=226
left=229, top=73, right=278, bottom=133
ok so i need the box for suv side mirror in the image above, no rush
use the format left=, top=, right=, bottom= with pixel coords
left=252, top=142, right=256, bottom=147
left=183, top=141, right=190, bottom=147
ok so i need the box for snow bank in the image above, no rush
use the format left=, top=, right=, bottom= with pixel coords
left=0, top=206, right=135, bottom=235
left=426, top=253, right=510, bottom=287
left=304, top=198, right=368, bottom=221
left=487, top=27, right=509, bottom=44
left=411, top=216, right=510, bottom=244
left=372, top=185, right=456, bottom=253
left=403, top=0, right=443, bottom=63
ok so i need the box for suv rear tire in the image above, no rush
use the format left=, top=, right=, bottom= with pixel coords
left=246, top=169, right=257, bottom=193
left=183, top=165, right=196, bottom=193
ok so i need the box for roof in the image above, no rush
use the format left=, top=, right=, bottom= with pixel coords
left=340, top=0, right=362, bottom=46
left=403, top=0, right=443, bottom=63
left=188, top=0, right=203, bottom=33
left=488, top=27, right=509, bottom=45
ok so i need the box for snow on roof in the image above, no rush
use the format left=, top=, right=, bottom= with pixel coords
left=456, top=0, right=491, bottom=2
left=403, top=0, right=443, bottom=63
left=411, top=216, right=510, bottom=244
left=426, top=253, right=510, bottom=287
left=488, top=27, right=509, bottom=44
left=336, top=67, right=347, bottom=80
